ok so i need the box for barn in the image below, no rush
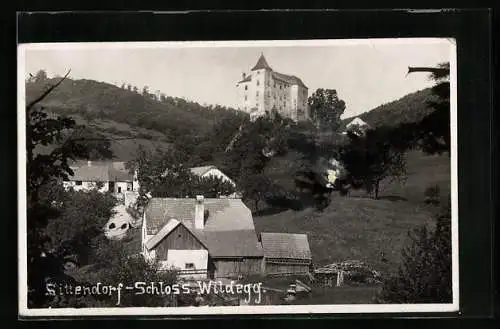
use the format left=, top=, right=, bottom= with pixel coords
left=141, top=196, right=264, bottom=280
left=260, top=233, right=312, bottom=276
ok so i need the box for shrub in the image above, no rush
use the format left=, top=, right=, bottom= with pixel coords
left=376, top=201, right=452, bottom=303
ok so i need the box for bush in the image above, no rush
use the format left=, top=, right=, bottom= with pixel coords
left=376, top=201, right=452, bottom=303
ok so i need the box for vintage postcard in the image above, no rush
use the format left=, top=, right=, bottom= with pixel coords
left=18, top=38, right=458, bottom=317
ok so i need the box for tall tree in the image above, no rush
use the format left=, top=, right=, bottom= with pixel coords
left=34, top=69, right=48, bottom=83
left=339, top=127, right=407, bottom=199
left=407, top=62, right=451, bottom=155
left=25, top=72, right=113, bottom=307
left=308, top=88, right=346, bottom=131
left=127, top=146, right=236, bottom=206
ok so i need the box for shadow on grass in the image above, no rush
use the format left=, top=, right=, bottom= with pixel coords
left=345, top=194, right=409, bottom=202
left=253, top=207, right=290, bottom=217
left=378, top=195, right=409, bottom=202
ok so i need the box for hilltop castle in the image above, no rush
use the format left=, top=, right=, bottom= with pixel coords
left=236, top=54, right=309, bottom=122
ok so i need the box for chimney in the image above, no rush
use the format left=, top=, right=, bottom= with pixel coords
left=195, top=195, right=205, bottom=230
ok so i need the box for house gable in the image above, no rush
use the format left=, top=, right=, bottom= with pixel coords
left=154, top=223, right=208, bottom=260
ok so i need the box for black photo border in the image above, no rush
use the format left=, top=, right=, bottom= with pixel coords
left=12, top=8, right=496, bottom=322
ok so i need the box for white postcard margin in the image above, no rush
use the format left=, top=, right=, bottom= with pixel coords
left=17, top=38, right=459, bottom=317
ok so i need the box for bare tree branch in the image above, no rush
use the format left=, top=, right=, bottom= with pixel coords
left=407, top=67, right=449, bottom=75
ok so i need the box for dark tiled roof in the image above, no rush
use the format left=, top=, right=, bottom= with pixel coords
left=251, top=54, right=273, bottom=71
left=194, top=230, right=263, bottom=257
left=144, top=198, right=255, bottom=234
left=144, top=198, right=263, bottom=258
left=272, top=72, right=308, bottom=89
left=261, top=233, right=312, bottom=260
left=68, top=161, right=133, bottom=182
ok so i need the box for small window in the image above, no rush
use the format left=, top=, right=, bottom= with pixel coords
left=244, top=95, right=247, bottom=101
left=117, top=186, right=122, bottom=193
left=185, top=263, right=195, bottom=269
left=75, top=181, right=82, bottom=186
left=256, top=80, right=260, bottom=86
left=245, top=85, right=248, bottom=90
left=256, top=91, right=259, bottom=97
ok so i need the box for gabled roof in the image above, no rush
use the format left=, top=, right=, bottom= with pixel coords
left=145, top=218, right=209, bottom=251
left=190, top=165, right=234, bottom=184
left=260, top=233, right=312, bottom=260
left=346, top=117, right=369, bottom=128
left=68, top=161, right=134, bottom=182
left=145, top=218, right=181, bottom=250
left=144, top=198, right=263, bottom=257
left=272, top=71, right=308, bottom=89
left=251, top=54, right=273, bottom=71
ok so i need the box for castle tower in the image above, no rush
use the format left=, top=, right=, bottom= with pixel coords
left=236, top=53, right=309, bottom=122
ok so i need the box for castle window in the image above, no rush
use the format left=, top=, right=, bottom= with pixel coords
left=257, top=80, right=260, bottom=86
left=256, top=91, right=259, bottom=97
left=245, top=85, right=248, bottom=90
left=244, top=95, right=247, bottom=101
left=274, top=82, right=276, bottom=88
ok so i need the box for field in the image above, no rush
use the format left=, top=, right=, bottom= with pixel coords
left=254, top=151, right=451, bottom=276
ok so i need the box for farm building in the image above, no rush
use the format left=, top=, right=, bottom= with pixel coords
left=260, top=233, right=313, bottom=276
left=190, top=165, right=235, bottom=185
left=63, top=160, right=140, bottom=205
left=190, top=165, right=240, bottom=198
left=342, top=117, right=371, bottom=136
left=141, top=196, right=264, bottom=280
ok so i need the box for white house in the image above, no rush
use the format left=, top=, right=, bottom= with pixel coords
left=343, top=117, right=371, bottom=136
left=63, top=160, right=140, bottom=203
left=190, top=165, right=240, bottom=198
left=190, top=165, right=234, bottom=186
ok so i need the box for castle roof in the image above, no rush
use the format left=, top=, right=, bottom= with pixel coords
left=251, top=54, right=273, bottom=71
left=272, top=71, right=308, bottom=89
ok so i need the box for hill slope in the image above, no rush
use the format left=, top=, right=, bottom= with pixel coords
left=254, top=195, right=437, bottom=275
left=25, top=76, right=246, bottom=161
left=25, top=77, right=244, bottom=140
left=341, top=88, right=438, bottom=129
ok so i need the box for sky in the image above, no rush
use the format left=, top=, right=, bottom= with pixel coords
left=21, top=39, right=453, bottom=118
